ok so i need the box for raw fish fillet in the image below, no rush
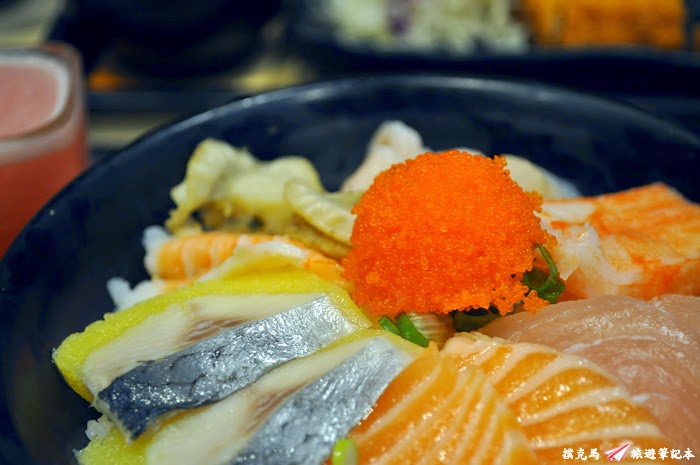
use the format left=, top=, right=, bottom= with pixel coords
left=539, top=183, right=700, bottom=299
left=77, top=331, right=422, bottom=465
left=55, top=271, right=369, bottom=401
left=481, top=295, right=700, bottom=450
left=652, top=294, right=700, bottom=338
left=346, top=350, right=539, bottom=465
left=443, top=333, right=670, bottom=464
left=233, top=335, right=417, bottom=465
left=53, top=271, right=371, bottom=439
left=96, top=294, right=363, bottom=439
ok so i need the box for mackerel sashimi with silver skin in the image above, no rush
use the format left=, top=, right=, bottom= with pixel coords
left=74, top=330, right=423, bottom=465
left=96, top=294, right=361, bottom=439
left=53, top=272, right=373, bottom=439
left=231, top=336, right=418, bottom=465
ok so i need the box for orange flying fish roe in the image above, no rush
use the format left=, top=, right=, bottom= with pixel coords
left=342, top=150, right=555, bottom=316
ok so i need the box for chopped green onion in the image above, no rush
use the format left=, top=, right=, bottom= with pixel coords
left=404, top=312, right=452, bottom=346
left=395, top=313, right=430, bottom=347
left=332, top=438, right=359, bottom=465
left=451, top=308, right=502, bottom=332
left=522, top=244, right=565, bottom=303
left=539, top=280, right=566, bottom=303
left=378, top=315, right=401, bottom=336
left=521, top=267, right=549, bottom=290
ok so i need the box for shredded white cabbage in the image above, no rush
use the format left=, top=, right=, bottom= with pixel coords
left=321, top=0, right=528, bottom=53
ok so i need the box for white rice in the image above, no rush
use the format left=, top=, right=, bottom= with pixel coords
left=106, top=277, right=162, bottom=311
left=142, top=225, right=171, bottom=277
left=85, top=416, right=113, bottom=441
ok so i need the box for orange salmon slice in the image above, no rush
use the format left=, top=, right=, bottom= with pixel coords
left=346, top=350, right=538, bottom=465
left=443, top=333, right=671, bottom=464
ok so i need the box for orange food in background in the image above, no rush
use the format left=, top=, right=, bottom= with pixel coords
left=519, top=0, right=686, bottom=49
left=342, top=151, right=554, bottom=316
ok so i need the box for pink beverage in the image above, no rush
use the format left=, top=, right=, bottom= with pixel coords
left=0, top=43, right=88, bottom=257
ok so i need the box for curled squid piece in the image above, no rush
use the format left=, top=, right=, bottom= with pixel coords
left=166, top=138, right=324, bottom=235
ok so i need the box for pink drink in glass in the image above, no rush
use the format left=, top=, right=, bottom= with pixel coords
left=0, top=43, right=88, bottom=257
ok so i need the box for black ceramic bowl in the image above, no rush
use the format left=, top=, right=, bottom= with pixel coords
left=1, top=75, right=699, bottom=465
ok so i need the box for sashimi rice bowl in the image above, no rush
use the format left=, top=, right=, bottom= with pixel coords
left=3, top=78, right=700, bottom=465
left=49, top=118, right=700, bottom=465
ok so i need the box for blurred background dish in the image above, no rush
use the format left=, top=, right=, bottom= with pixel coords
left=2, top=0, right=696, bottom=152
left=1, top=75, right=700, bottom=465
left=51, top=0, right=283, bottom=75
left=288, top=0, right=700, bottom=113
left=302, top=0, right=691, bottom=54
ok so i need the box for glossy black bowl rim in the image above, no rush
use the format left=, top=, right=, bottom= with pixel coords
left=108, top=74, right=700, bottom=164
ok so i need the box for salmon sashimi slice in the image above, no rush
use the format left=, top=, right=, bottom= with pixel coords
left=481, top=295, right=700, bottom=451
left=346, top=350, right=538, bottom=465
left=539, top=183, right=700, bottom=300
left=443, top=333, right=671, bottom=464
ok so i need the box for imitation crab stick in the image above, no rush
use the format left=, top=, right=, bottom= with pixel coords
left=144, top=229, right=344, bottom=281
left=539, top=183, right=700, bottom=300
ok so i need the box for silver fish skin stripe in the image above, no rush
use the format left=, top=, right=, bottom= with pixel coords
left=97, top=295, right=356, bottom=439
left=231, top=337, right=413, bottom=465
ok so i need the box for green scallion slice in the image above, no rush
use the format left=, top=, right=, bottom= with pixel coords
left=451, top=309, right=502, bottom=332
left=332, top=438, right=359, bottom=465
left=395, top=313, right=430, bottom=348
left=378, top=315, right=401, bottom=336
left=522, top=244, right=565, bottom=303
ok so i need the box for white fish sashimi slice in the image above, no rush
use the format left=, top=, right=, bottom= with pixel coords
left=94, top=294, right=368, bottom=439
left=231, top=336, right=418, bottom=465
left=481, top=294, right=700, bottom=450
left=652, top=294, right=700, bottom=338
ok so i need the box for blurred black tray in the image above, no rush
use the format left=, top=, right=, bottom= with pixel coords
left=287, top=0, right=700, bottom=96
left=76, top=0, right=700, bottom=145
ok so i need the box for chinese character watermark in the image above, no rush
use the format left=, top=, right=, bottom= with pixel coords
left=560, top=445, right=695, bottom=461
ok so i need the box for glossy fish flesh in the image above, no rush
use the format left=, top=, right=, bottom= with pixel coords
left=347, top=349, right=538, bottom=465
left=481, top=294, right=700, bottom=450
left=231, top=336, right=417, bottom=465
left=443, top=333, right=670, bottom=464
left=75, top=331, right=423, bottom=465
left=96, top=294, right=362, bottom=438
